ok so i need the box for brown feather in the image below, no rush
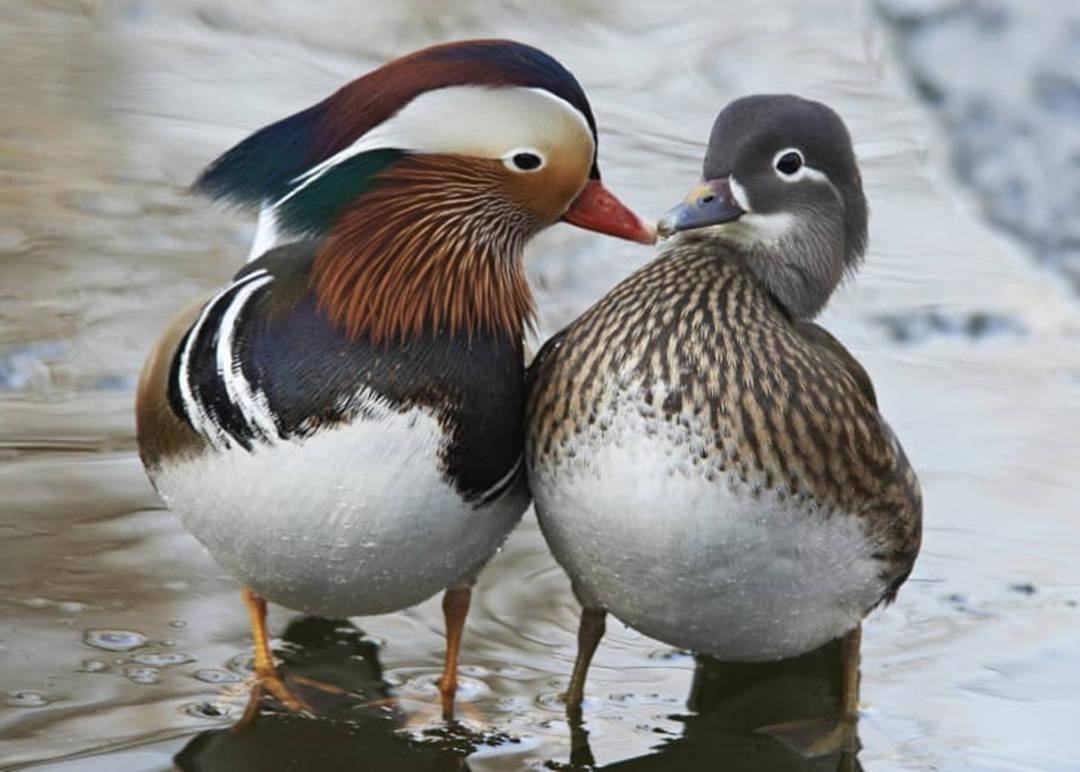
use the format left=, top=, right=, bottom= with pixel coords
left=135, top=294, right=214, bottom=469
left=526, top=243, right=922, bottom=602
left=312, top=155, right=538, bottom=344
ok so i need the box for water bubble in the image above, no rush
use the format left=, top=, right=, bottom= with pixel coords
left=492, top=696, right=532, bottom=714
left=169, top=620, right=187, bottom=629
left=84, top=629, right=148, bottom=652
left=398, top=673, right=490, bottom=703
left=58, top=601, right=86, bottom=613
left=79, top=659, right=107, bottom=673
left=7, top=691, right=49, bottom=707
left=226, top=653, right=254, bottom=675
left=193, top=668, right=242, bottom=684
left=183, top=701, right=236, bottom=720
left=459, top=664, right=489, bottom=678
left=123, top=666, right=161, bottom=685
left=535, top=691, right=570, bottom=711
left=131, top=650, right=194, bottom=667
left=494, top=665, right=534, bottom=680
left=607, top=692, right=680, bottom=707
left=24, top=598, right=49, bottom=609
left=647, top=647, right=693, bottom=662
left=535, top=716, right=570, bottom=731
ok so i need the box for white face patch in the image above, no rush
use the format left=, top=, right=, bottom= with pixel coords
left=245, top=86, right=594, bottom=259
left=719, top=175, right=796, bottom=245
left=276, top=85, right=594, bottom=208
left=689, top=175, right=796, bottom=245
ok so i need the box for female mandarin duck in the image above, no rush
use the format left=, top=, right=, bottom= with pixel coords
left=135, top=39, right=653, bottom=721
left=526, top=95, right=921, bottom=746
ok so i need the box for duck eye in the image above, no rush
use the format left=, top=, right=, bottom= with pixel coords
left=511, top=152, right=543, bottom=171
left=775, top=150, right=804, bottom=177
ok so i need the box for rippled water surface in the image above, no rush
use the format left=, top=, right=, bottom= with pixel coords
left=2, top=1, right=1079, bottom=770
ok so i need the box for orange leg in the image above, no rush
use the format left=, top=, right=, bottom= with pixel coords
left=236, top=587, right=310, bottom=727
left=564, top=607, right=606, bottom=720
left=437, top=586, right=471, bottom=721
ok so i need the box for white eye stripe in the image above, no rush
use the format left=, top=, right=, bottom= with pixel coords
left=793, top=165, right=830, bottom=184
left=274, top=85, right=592, bottom=208
left=771, top=147, right=828, bottom=184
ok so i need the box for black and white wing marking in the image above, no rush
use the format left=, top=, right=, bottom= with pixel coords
left=167, top=269, right=280, bottom=452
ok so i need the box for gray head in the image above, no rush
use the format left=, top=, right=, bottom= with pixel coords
left=657, top=95, right=867, bottom=319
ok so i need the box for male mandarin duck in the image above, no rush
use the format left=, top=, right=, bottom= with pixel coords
left=526, top=95, right=921, bottom=748
left=135, top=39, right=654, bottom=721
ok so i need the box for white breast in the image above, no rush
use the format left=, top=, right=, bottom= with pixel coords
left=154, top=401, right=527, bottom=618
left=530, top=383, right=886, bottom=661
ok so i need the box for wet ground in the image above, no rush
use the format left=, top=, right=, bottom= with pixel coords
left=2, top=1, right=1079, bottom=770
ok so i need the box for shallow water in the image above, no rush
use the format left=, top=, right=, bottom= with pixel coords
left=1, top=1, right=1079, bottom=770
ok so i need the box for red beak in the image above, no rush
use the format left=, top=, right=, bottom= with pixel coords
left=561, top=179, right=657, bottom=245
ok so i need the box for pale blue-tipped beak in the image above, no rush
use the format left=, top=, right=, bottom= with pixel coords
left=656, top=177, right=745, bottom=238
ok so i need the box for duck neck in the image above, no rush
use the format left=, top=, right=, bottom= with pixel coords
left=312, top=155, right=538, bottom=346
left=674, top=208, right=849, bottom=320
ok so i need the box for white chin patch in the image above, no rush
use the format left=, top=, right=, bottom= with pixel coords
left=704, top=210, right=796, bottom=246
left=716, top=178, right=796, bottom=245
left=737, top=211, right=797, bottom=242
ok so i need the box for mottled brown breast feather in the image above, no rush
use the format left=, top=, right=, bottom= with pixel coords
left=526, top=242, right=921, bottom=602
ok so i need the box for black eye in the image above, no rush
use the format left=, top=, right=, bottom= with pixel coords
left=511, top=152, right=543, bottom=171
left=775, top=150, right=803, bottom=176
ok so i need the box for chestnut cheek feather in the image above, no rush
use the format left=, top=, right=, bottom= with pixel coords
left=313, top=155, right=537, bottom=345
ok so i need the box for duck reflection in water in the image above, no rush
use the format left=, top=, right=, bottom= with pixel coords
left=569, top=639, right=863, bottom=772
left=176, top=616, right=860, bottom=771
left=174, top=617, right=480, bottom=772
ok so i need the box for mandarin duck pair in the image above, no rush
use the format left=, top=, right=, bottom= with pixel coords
left=136, top=40, right=921, bottom=741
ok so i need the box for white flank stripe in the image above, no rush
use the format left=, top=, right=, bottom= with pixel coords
left=477, top=453, right=523, bottom=505
left=177, top=269, right=268, bottom=450
left=216, top=274, right=278, bottom=442
left=247, top=205, right=279, bottom=262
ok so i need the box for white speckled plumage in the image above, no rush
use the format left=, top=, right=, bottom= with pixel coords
left=530, top=381, right=885, bottom=661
